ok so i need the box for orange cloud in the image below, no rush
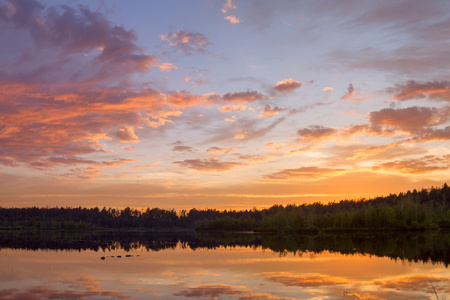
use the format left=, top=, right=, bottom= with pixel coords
left=206, top=147, right=232, bottom=155
left=367, top=106, right=444, bottom=135
left=265, top=141, right=296, bottom=152
left=225, top=15, right=240, bottom=24
left=237, top=155, right=268, bottom=162
left=259, top=105, right=283, bottom=118
left=372, top=154, right=450, bottom=174
left=158, top=62, right=177, bottom=71
left=166, top=90, right=210, bottom=107
left=219, top=104, right=246, bottom=113
left=225, top=115, right=237, bottom=122
left=387, top=80, right=450, bottom=101
left=173, top=158, right=246, bottom=171
left=342, top=143, right=426, bottom=161
left=273, top=78, right=302, bottom=93
left=221, top=0, right=236, bottom=13
left=340, top=83, right=366, bottom=101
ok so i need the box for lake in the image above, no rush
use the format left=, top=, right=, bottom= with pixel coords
left=0, top=231, right=449, bottom=299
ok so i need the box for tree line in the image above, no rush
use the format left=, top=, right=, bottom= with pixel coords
left=196, top=184, right=450, bottom=232
left=1, top=183, right=449, bottom=232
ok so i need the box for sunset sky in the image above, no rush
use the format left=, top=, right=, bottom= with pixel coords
left=1, top=0, right=449, bottom=210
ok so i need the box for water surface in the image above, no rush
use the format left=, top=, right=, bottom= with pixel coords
left=0, top=231, right=449, bottom=299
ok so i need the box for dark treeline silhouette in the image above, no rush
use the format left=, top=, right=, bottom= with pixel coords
left=1, top=183, right=449, bottom=232
left=197, top=183, right=450, bottom=232
left=0, top=230, right=448, bottom=267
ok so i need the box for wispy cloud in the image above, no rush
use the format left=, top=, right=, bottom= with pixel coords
left=173, top=284, right=247, bottom=298
left=160, top=30, right=211, bottom=55
left=372, top=154, right=450, bottom=174
left=340, top=83, right=368, bottom=101
left=221, top=0, right=236, bottom=14
left=264, top=167, right=346, bottom=181
left=259, top=105, right=283, bottom=118
left=173, top=158, right=246, bottom=172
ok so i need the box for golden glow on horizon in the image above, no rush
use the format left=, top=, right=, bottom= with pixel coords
left=0, top=0, right=449, bottom=209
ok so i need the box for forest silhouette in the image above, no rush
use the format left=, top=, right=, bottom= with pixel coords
left=1, top=184, right=449, bottom=233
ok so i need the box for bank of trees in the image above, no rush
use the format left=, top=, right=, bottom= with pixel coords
left=196, top=184, right=450, bottom=232
left=1, top=184, right=449, bottom=232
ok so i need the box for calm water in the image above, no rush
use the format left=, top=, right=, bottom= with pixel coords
left=0, top=231, right=449, bottom=300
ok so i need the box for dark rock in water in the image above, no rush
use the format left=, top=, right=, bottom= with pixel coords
left=100, top=257, right=105, bottom=260
left=125, top=255, right=132, bottom=257
left=117, top=255, right=122, bottom=258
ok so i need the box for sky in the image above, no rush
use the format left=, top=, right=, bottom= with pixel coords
left=0, top=0, right=449, bottom=210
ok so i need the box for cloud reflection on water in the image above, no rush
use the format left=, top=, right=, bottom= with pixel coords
left=1, top=236, right=449, bottom=300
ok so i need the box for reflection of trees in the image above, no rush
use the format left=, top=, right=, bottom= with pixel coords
left=0, top=231, right=448, bottom=266
left=255, top=232, right=450, bottom=267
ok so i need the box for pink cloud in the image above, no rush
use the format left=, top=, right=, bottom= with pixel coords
left=297, top=125, right=338, bottom=142
left=113, top=127, right=140, bottom=143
